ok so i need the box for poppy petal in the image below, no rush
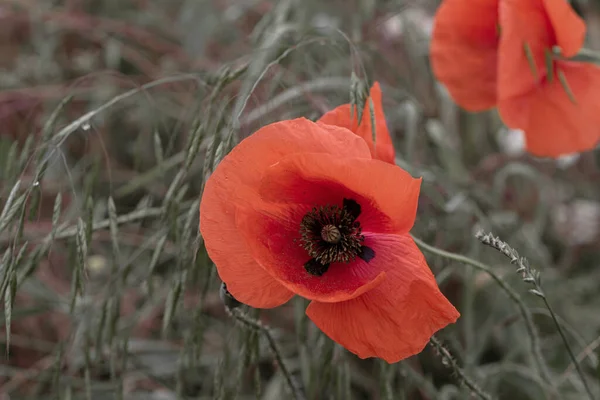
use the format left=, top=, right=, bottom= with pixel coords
left=497, top=0, right=585, bottom=100
left=259, top=152, right=422, bottom=234
left=499, top=62, right=600, bottom=157
left=234, top=201, right=387, bottom=303
left=430, top=0, right=499, bottom=111
left=542, top=0, right=585, bottom=57
left=199, top=118, right=371, bottom=308
left=306, top=234, right=460, bottom=363
left=318, top=104, right=354, bottom=132
left=356, top=83, right=396, bottom=164
left=319, top=82, right=396, bottom=164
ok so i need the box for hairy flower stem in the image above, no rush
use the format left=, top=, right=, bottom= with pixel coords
left=412, top=235, right=554, bottom=389
left=477, top=231, right=595, bottom=400
left=224, top=303, right=306, bottom=400
left=429, top=335, right=493, bottom=400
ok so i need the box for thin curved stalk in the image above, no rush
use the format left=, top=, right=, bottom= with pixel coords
left=412, top=235, right=553, bottom=387
left=429, top=335, right=493, bottom=400
left=226, top=306, right=305, bottom=400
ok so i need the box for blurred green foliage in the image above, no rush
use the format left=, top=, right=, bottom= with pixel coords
left=0, top=0, right=599, bottom=399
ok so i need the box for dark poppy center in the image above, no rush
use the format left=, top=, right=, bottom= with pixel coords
left=299, top=198, right=376, bottom=276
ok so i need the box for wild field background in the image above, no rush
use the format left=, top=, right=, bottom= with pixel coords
left=1, top=0, right=600, bottom=399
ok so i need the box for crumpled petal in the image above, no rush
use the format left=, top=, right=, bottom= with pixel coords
left=496, top=0, right=598, bottom=157
left=199, top=118, right=371, bottom=308
left=318, top=82, right=396, bottom=164
left=430, top=0, right=499, bottom=111
left=306, top=234, right=460, bottom=363
left=259, top=153, right=421, bottom=234
left=499, top=62, right=600, bottom=157
left=542, top=0, right=585, bottom=57
left=234, top=150, right=421, bottom=302
left=497, top=0, right=585, bottom=100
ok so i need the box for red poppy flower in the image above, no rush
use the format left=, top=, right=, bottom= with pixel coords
left=430, top=0, right=499, bottom=111
left=318, top=82, right=396, bottom=164
left=497, top=0, right=600, bottom=157
left=199, top=118, right=459, bottom=363
left=430, top=0, right=600, bottom=157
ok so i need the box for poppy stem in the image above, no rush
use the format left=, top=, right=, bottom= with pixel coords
left=225, top=305, right=306, bottom=400
left=412, top=235, right=555, bottom=391
left=429, top=335, right=493, bottom=400
left=476, top=231, right=596, bottom=400
left=558, top=46, right=600, bottom=65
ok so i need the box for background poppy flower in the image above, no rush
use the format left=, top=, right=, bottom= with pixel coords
left=430, top=0, right=600, bottom=157
left=497, top=0, right=600, bottom=157
left=318, top=82, right=396, bottom=164
left=200, top=118, right=459, bottom=363
left=430, top=0, right=499, bottom=111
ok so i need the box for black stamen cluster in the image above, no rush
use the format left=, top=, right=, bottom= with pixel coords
left=299, top=198, right=375, bottom=276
